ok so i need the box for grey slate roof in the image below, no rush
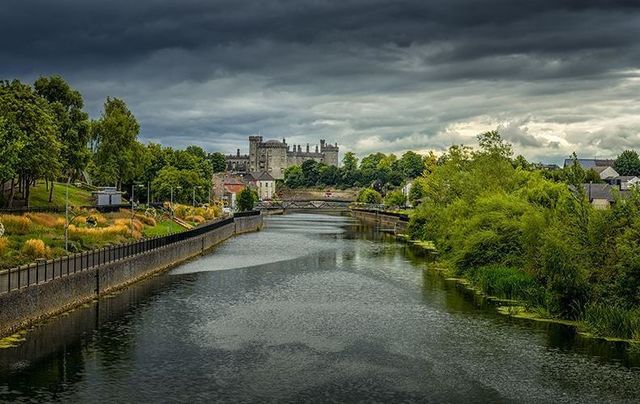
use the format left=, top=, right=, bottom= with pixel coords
left=246, top=171, right=276, bottom=181
left=563, top=158, right=616, bottom=169
left=582, top=183, right=629, bottom=202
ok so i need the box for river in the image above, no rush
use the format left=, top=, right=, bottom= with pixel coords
left=0, top=213, right=639, bottom=403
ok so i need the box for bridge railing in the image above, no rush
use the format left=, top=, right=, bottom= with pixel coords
left=0, top=212, right=259, bottom=294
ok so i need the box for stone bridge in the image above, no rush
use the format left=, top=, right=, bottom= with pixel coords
left=255, top=199, right=353, bottom=212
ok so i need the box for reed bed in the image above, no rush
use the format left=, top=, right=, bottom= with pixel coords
left=0, top=215, right=32, bottom=235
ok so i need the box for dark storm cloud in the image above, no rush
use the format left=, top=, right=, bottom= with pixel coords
left=2, top=0, right=640, bottom=161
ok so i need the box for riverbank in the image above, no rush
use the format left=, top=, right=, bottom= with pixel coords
left=350, top=208, right=640, bottom=345
left=0, top=213, right=263, bottom=338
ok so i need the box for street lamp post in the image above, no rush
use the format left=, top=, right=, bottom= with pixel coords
left=131, top=184, right=143, bottom=235
left=64, top=177, right=70, bottom=251
left=192, top=186, right=202, bottom=207
left=170, top=185, right=182, bottom=206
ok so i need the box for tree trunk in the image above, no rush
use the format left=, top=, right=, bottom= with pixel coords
left=49, top=179, right=55, bottom=203
left=25, top=180, right=31, bottom=209
left=7, top=178, right=16, bottom=208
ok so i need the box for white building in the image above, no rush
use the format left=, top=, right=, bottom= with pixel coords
left=247, top=172, right=276, bottom=200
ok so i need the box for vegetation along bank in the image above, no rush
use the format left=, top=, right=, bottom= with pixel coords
left=402, top=131, right=640, bottom=342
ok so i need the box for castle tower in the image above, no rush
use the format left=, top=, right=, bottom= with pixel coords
left=249, top=135, right=262, bottom=172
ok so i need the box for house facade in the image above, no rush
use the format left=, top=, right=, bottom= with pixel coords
left=246, top=172, right=276, bottom=200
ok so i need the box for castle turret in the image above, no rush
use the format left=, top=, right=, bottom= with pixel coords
left=249, top=135, right=263, bottom=172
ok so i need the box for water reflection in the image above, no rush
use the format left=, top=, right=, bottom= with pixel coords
left=0, top=213, right=638, bottom=403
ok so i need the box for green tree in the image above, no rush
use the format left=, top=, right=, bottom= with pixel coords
left=301, top=159, right=320, bottom=186
left=185, top=145, right=207, bottom=160
left=0, top=80, right=61, bottom=207
left=398, top=151, right=424, bottom=178
left=237, top=187, right=256, bottom=211
left=284, top=165, right=305, bottom=188
left=318, top=164, right=339, bottom=186
left=340, top=152, right=360, bottom=187
left=209, top=152, right=227, bottom=173
left=614, top=150, right=640, bottom=176
left=91, top=97, right=142, bottom=188
left=0, top=116, right=22, bottom=193
left=357, top=188, right=383, bottom=204
left=151, top=166, right=208, bottom=204
left=384, top=190, right=406, bottom=208
left=342, top=152, right=358, bottom=172
left=34, top=75, right=91, bottom=181
left=408, top=178, right=427, bottom=205
left=477, top=130, right=513, bottom=159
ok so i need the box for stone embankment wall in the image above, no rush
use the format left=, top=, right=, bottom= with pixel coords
left=350, top=208, right=409, bottom=235
left=0, top=215, right=262, bottom=338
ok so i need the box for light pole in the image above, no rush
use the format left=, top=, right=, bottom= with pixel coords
left=170, top=185, right=182, bottom=206
left=131, top=184, right=143, bottom=235
left=193, top=186, right=202, bottom=207
left=64, top=177, right=70, bottom=251
left=147, top=181, right=150, bottom=207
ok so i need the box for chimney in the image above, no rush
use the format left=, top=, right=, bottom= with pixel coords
left=283, top=138, right=286, bottom=144
left=315, top=145, right=319, bottom=153
left=298, top=145, right=302, bottom=153
left=320, top=139, right=325, bottom=150
left=335, top=142, right=338, bottom=147
left=306, top=143, right=310, bottom=153
left=236, top=148, right=240, bottom=157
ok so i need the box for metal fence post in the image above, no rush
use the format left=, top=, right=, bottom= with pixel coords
left=44, top=259, right=47, bottom=281
left=7, top=266, right=11, bottom=292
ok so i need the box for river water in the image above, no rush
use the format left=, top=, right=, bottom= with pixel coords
left=0, top=213, right=639, bottom=403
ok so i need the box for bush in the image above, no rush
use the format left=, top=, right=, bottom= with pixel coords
left=135, top=214, right=157, bottom=227
left=357, top=188, right=382, bottom=204
left=22, top=239, right=49, bottom=259
left=185, top=215, right=206, bottom=224
left=538, top=226, right=589, bottom=319
left=384, top=190, right=406, bottom=208
left=0, top=215, right=32, bottom=235
left=0, top=237, right=9, bottom=256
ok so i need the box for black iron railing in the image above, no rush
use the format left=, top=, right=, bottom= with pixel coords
left=0, top=212, right=259, bottom=294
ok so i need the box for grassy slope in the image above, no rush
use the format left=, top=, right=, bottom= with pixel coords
left=143, top=220, right=184, bottom=237
left=29, top=181, right=93, bottom=207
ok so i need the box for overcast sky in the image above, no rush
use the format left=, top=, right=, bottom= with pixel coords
left=2, top=0, right=640, bottom=162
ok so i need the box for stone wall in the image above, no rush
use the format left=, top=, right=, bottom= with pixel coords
left=0, top=215, right=261, bottom=338
left=350, top=209, right=409, bottom=235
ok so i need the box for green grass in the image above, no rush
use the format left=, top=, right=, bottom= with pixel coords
left=143, top=220, right=184, bottom=237
left=583, top=304, right=640, bottom=341
left=29, top=181, right=93, bottom=207
left=467, top=265, right=543, bottom=303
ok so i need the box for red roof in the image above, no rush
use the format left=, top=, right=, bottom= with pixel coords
left=224, top=184, right=245, bottom=194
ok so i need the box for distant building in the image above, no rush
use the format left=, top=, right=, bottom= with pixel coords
left=582, top=183, right=629, bottom=209
left=591, top=166, right=619, bottom=180
left=212, top=173, right=246, bottom=210
left=614, top=176, right=640, bottom=190
left=92, top=187, right=123, bottom=206
left=226, top=136, right=339, bottom=179
left=246, top=172, right=276, bottom=200
left=563, top=158, right=616, bottom=169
